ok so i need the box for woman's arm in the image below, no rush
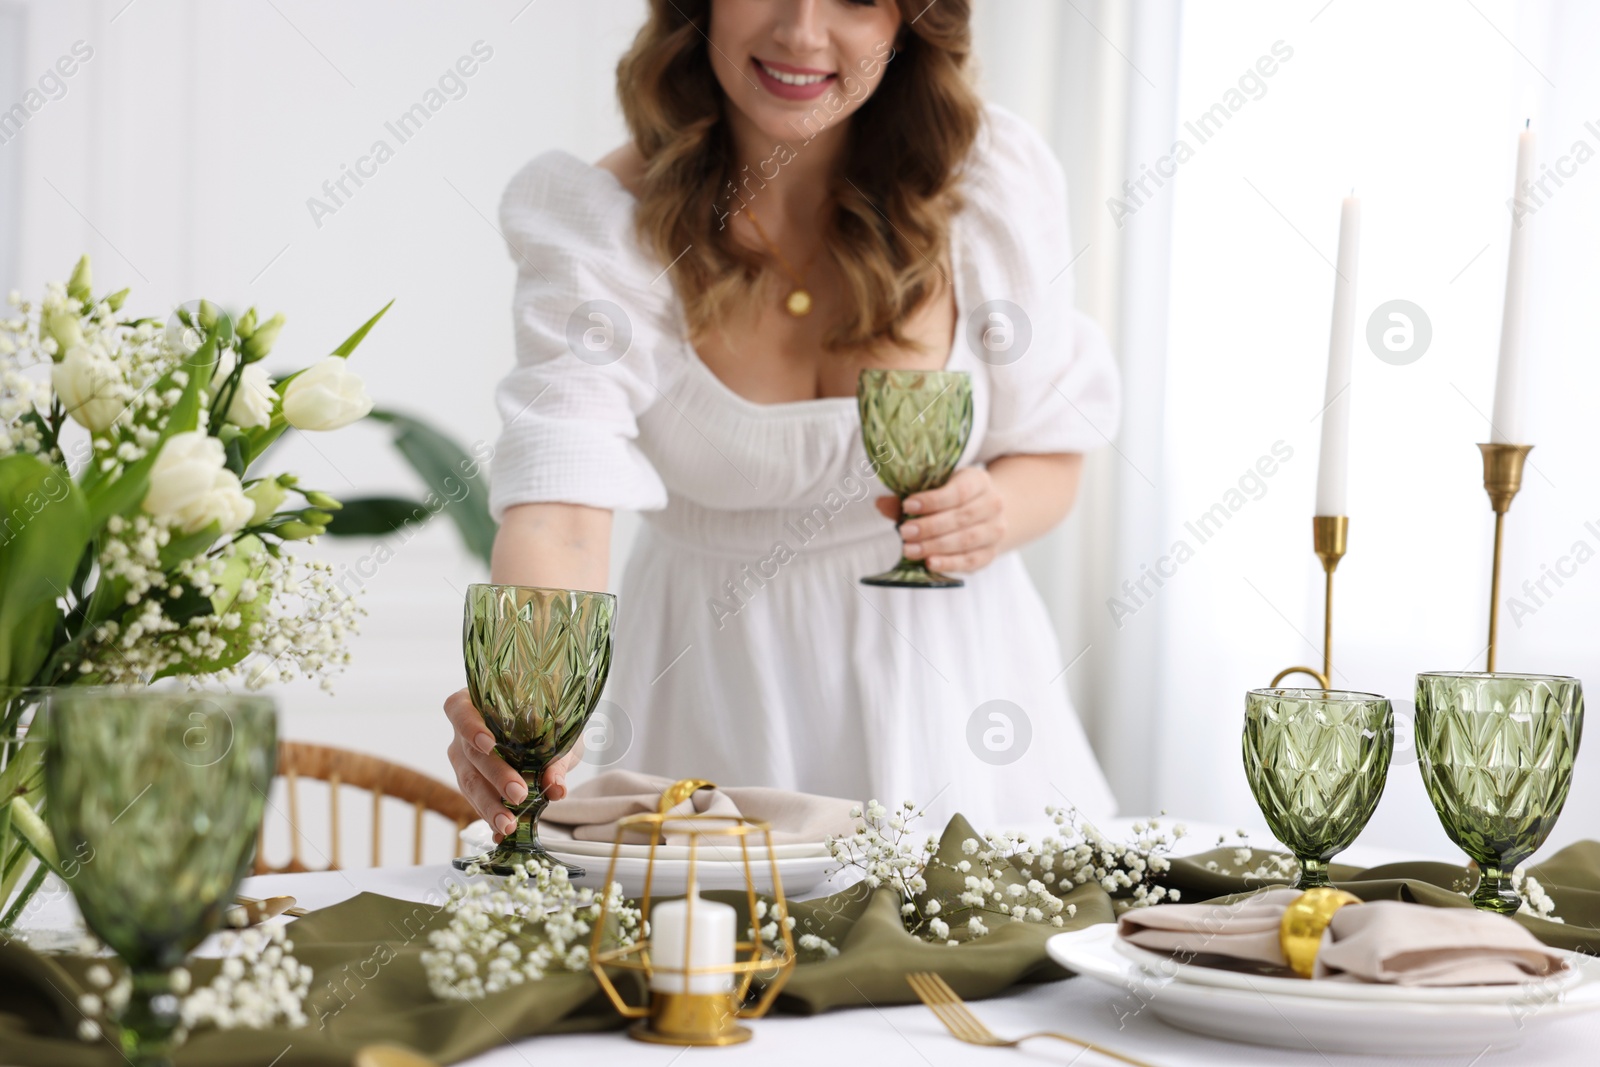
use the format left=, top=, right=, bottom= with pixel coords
left=444, top=503, right=611, bottom=836
left=877, top=453, right=1084, bottom=573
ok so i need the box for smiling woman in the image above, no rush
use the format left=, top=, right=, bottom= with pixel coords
left=443, top=0, right=1123, bottom=834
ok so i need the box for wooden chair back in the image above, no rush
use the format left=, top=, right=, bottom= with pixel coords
left=254, top=741, right=477, bottom=873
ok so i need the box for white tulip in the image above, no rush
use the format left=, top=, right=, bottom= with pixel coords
left=281, top=357, right=372, bottom=431
left=51, top=343, right=125, bottom=431
left=143, top=431, right=252, bottom=534
left=222, top=363, right=276, bottom=429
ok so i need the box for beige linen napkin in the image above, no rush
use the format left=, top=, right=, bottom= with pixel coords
left=541, top=770, right=860, bottom=845
left=1118, top=887, right=1570, bottom=985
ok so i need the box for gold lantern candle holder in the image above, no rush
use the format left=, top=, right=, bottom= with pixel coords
left=589, top=791, right=797, bottom=1047
left=1478, top=442, right=1533, bottom=672
left=1270, top=515, right=1349, bottom=689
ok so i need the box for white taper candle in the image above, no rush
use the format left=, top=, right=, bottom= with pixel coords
left=1314, top=195, right=1361, bottom=517
left=1491, top=124, right=1536, bottom=445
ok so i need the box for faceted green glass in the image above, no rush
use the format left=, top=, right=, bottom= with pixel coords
left=857, top=369, right=974, bottom=588
left=43, top=689, right=277, bottom=1067
left=455, top=584, right=616, bottom=876
left=1242, top=688, right=1393, bottom=888
left=1415, top=672, right=1584, bottom=914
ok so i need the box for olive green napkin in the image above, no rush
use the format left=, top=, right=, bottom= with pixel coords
left=6, top=827, right=1599, bottom=1066
left=0, top=815, right=1109, bottom=1065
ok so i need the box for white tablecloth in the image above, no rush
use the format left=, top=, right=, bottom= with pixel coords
left=18, top=821, right=1596, bottom=1065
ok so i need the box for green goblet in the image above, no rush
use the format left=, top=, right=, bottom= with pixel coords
left=1415, top=671, right=1584, bottom=914
left=455, top=584, right=616, bottom=876
left=858, top=368, right=974, bottom=588
left=1243, top=688, right=1393, bottom=888
left=43, top=689, right=277, bottom=1067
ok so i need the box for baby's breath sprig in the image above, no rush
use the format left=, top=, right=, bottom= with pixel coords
left=75, top=924, right=312, bottom=1043
left=1197, top=828, right=1300, bottom=883
left=420, top=860, right=643, bottom=1001
left=822, top=801, right=1192, bottom=954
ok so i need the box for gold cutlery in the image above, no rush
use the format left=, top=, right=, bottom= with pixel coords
left=906, top=971, right=1159, bottom=1067
left=354, top=1045, right=439, bottom=1067
left=228, top=894, right=308, bottom=927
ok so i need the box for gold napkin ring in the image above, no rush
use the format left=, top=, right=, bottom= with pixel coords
left=657, top=778, right=717, bottom=814
left=1279, top=887, right=1363, bottom=978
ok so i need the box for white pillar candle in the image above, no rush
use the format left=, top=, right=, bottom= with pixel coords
left=649, top=884, right=736, bottom=994
left=1314, top=195, right=1361, bottom=517
left=1491, top=124, right=1536, bottom=445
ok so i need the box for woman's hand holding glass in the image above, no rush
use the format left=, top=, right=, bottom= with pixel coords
left=445, top=688, right=580, bottom=841
left=876, top=466, right=1007, bottom=574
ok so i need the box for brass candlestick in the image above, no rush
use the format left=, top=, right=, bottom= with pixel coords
left=1270, top=515, right=1349, bottom=690
left=1478, top=442, right=1533, bottom=672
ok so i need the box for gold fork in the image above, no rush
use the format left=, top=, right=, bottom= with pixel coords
left=906, top=972, right=1160, bottom=1067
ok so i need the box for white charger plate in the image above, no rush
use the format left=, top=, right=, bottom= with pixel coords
left=1112, top=936, right=1584, bottom=1005
left=1049, top=925, right=1600, bottom=1055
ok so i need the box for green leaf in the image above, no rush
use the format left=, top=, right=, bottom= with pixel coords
left=162, top=583, right=214, bottom=626
left=7, top=795, right=60, bottom=872
left=223, top=435, right=246, bottom=478
left=366, top=408, right=495, bottom=567
left=159, top=520, right=221, bottom=571
left=330, top=299, right=393, bottom=359
left=323, top=496, right=430, bottom=537
left=0, top=455, right=90, bottom=688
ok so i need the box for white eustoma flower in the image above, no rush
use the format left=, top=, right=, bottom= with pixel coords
left=223, top=363, right=276, bottom=429
left=52, top=343, right=125, bottom=431
left=281, top=357, right=373, bottom=431
left=143, top=431, right=253, bottom=534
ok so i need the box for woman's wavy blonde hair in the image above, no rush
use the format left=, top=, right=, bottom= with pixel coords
left=616, top=0, right=981, bottom=353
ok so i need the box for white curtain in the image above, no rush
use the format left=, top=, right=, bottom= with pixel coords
left=979, top=0, right=1600, bottom=853
left=972, top=0, right=1183, bottom=813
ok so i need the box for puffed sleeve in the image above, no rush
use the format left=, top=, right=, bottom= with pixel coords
left=488, top=152, right=672, bottom=520
left=963, top=104, right=1121, bottom=461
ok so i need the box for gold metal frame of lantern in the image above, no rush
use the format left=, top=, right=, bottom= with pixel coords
left=588, top=786, right=798, bottom=1047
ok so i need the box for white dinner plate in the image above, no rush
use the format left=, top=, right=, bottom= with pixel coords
left=458, top=823, right=839, bottom=899
left=458, top=822, right=831, bottom=862
left=1111, top=936, right=1585, bottom=1004
left=557, top=852, right=838, bottom=899
left=534, top=835, right=831, bottom=862
left=1048, top=925, right=1600, bottom=1055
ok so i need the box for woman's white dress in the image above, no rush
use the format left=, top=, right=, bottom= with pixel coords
left=488, top=104, right=1121, bottom=829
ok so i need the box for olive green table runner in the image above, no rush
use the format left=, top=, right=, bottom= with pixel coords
left=5, top=818, right=1597, bottom=1066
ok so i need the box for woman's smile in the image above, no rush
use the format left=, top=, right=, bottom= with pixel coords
left=751, top=56, right=838, bottom=100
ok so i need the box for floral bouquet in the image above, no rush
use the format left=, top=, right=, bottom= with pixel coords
left=0, top=254, right=384, bottom=929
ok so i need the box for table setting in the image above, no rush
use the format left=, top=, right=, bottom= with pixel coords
left=1, top=130, right=1596, bottom=1067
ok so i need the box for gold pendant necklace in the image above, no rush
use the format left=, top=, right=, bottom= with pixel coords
left=743, top=203, right=817, bottom=318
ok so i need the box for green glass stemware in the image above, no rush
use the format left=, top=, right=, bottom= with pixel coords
left=455, top=584, right=617, bottom=876
left=1242, top=688, right=1393, bottom=888
left=1415, top=671, right=1584, bottom=914
left=857, top=368, right=974, bottom=588
left=43, top=689, right=277, bottom=1067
